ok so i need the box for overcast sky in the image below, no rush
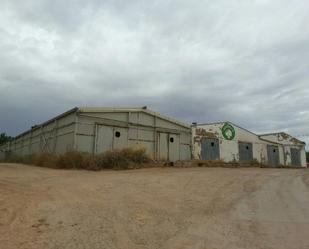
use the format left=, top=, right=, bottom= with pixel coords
left=0, top=0, right=308, bottom=147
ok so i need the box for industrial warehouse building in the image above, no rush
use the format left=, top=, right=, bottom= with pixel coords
left=0, top=107, right=192, bottom=161
left=0, top=108, right=306, bottom=167
left=192, top=122, right=307, bottom=167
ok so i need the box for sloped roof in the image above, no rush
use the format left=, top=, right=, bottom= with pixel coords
left=13, top=106, right=190, bottom=139
left=259, top=132, right=305, bottom=145
left=194, top=121, right=306, bottom=146
left=78, top=107, right=191, bottom=129
left=194, top=121, right=259, bottom=137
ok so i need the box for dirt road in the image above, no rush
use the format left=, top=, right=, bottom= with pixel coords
left=0, top=164, right=309, bottom=249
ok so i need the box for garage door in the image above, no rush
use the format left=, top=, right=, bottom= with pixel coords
left=158, top=132, right=168, bottom=160
left=267, top=145, right=279, bottom=166
left=201, top=138, right=220, bottom=160
left=168, top=134, right=180, bottom=162
left=239, top=142, right=253, bottom=162
left=157, top=132, right=180, bottom=162
left=291, top=148, right=301, bottom=166
left=95, top=125, right=128, bottom=154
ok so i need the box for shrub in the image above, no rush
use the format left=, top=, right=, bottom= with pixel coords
left=56, top=151, right=100, bottom=170
left=56, top=151, right=86, bottom=169
left=96, top=147, right=151, bottom=170
left=1, top=147, right=151, bottom=171
left=118, top=147, right=150, bottom=164
left=32, top=153, right=59, bottom=168
left=96, top=150, right=130, bottom=170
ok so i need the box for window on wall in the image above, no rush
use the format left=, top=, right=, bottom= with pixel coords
left=211, top=142, right=215, bottom=147
left=115, top=131, right=121, bottom=138
left=170, top=137, right=174, bottom=143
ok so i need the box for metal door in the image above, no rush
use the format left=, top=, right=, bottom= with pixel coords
left=267, top=145, right=279, bottom=166
left=95, top=125, right=128, bottom=154
left=238, top=142, right=253, bottom=162
left=113, top=127, right=128, bottom=150
left=201, top=138, right=220, bottom=160
left=95, top=125, right=113, bottom=154
left=291, top=148, right=301, bottom=166
left=158, top=133, right=168, bottom=160
left=168, top=134, right=180, bottom=162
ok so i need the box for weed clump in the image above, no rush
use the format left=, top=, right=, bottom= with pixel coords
left=96, top=148, right=150, bottom=170
left=1, top=147, right=151, bottom=171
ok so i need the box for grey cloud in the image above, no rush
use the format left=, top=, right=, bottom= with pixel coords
left=0, top=0, right=309, bottom=147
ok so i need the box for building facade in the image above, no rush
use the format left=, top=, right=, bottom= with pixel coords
left=0, top=107, right=192, bottom=162
left=1, top=110, right=306, bottom=167
left=259, top=133, right=306, bottom=167
left=192, top=122, right=306, bottom=167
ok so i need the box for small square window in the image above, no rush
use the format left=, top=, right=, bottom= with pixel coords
left=115, top=131, right=121, bottom=137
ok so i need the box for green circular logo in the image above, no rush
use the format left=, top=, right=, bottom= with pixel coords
left=221, top=123, right=235, bottom=140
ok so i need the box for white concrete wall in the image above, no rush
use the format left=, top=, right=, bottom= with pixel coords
left=192, top=123, right=278, bottom=165
left=260, top=133, right=307, bottom=167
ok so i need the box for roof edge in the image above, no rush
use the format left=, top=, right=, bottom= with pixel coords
left=78, top=106, right=191, bottom=129
left=14, top=107, right=78, bottom=139
left=193, top=121, right=259, bottom=137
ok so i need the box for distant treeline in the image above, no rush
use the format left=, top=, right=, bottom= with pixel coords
left=0, top=133, right=12, bottom=145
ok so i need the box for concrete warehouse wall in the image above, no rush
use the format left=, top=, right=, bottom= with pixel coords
left=75, top=108, right=191, bottom=161
left=0, top=107, right=192, bottom=162
left=0, top=110, right=77, bottom=158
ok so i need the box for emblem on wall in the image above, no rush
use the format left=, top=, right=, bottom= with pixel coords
left=221, top=123, right=236, bottom=140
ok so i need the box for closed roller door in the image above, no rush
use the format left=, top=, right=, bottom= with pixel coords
left=201, top=138, right=220, bottom=160
left=267, top=145, right=279, bottom=166
left=239, top=142, right=253, bottom=162
left=291, top=148, right=301, bottom=166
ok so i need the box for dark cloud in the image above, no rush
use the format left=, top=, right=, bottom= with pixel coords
left=0, top=0, right=308, bottom=147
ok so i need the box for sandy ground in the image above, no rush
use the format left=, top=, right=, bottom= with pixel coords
left=0, top=164, right=309, bottom=249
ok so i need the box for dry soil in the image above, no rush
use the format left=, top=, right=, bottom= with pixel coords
left=0, top=163, right=309, bottom=249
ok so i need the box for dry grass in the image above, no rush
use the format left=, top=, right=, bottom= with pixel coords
left=1, top=148, right=151, bottom=170
left=96, top=148, right=151, bottom=170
